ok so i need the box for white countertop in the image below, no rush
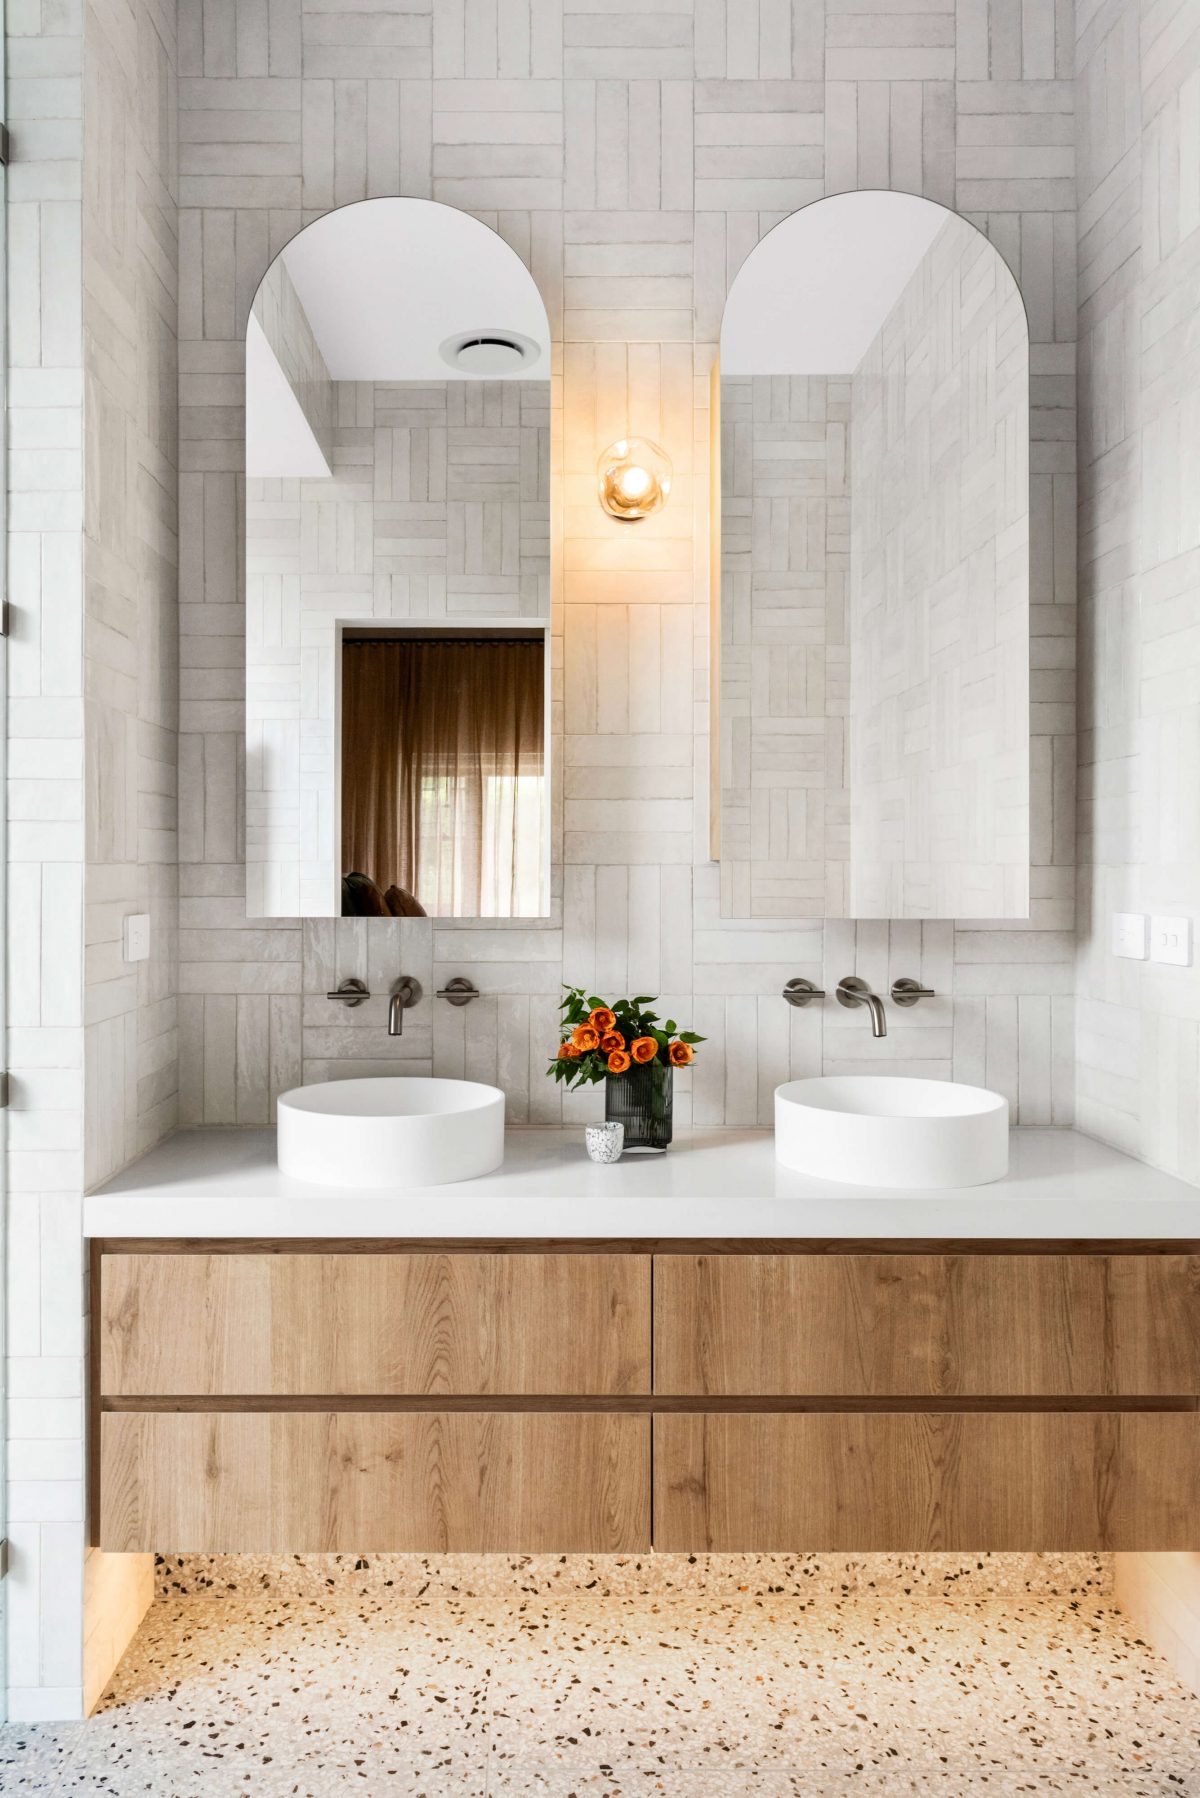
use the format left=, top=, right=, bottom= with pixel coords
left=85, top=1126, right=1200, bottom=1241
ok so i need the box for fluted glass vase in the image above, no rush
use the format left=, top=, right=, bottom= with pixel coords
left=605, top=1059, right=673, bottom=1152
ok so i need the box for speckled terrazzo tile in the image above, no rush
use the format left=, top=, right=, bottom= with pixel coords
left=15, top=1564, right=1194, bottom=1798
left=482, top=1597, right=1200, bottom=1780
left=155, top=1551, right=1113, bottom=1604
left=484, top=1772, right=1198, bottom=1797
left=50, top=1739, right=490, bottom=1797
left=0, top=1722, right=86, bottom=1787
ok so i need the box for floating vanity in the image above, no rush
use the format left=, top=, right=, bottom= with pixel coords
left=87, top=1127, right=1200, bottom=1559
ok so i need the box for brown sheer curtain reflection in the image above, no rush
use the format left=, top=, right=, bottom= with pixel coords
left=341, top=637, right=545, bottom=918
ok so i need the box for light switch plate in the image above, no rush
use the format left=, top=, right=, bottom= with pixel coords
left=123, top=913, right=151, bottom=963
left=1150, top=915, right=1192, bottom=967
left=1111, top=912, right=1148, bottom=959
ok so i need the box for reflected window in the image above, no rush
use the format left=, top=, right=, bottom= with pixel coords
left=340, top=631, right=545, bottom=919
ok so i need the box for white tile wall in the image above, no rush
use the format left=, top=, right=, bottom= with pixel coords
left=175, top=0, right=1079, bottom=1135
left=82, top=0, right=180, bottom=1193
left=5, top=0, right=87, bottom=1722
left=5, top=0, right=177, bottom=1719
left=719, top=372, right=851, bottom=919
left=1074, top=0, right=1200, bottom=1184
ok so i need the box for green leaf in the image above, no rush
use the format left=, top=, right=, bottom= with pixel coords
left=651, top=1028, right=668, bottom=1048
left=631, top=995, right=656, bottom=1006
left=664, top=1020, right=676, bottom=1034
left=678, top=1031, right=704, bottom=1044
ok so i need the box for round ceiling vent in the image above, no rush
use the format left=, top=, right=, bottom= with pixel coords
left=439, top=330, right=542, bottom=376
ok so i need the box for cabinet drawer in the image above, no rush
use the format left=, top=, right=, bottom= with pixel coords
left=101, top=1411, right=650, bottom=1553
left=654, top=1254, right=1200, bottom=1396
left=100, top=1253, right=651, bottom=1396
left=654, top=1411, right=1200, bottom=1552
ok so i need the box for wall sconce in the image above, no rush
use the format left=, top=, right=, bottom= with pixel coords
left=597, top=437, right=672, bottom=521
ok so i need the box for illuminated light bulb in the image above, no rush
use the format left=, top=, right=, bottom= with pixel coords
left=597, top=436, right=672, bottom=521
left=615, top=465, right=651, bottom=501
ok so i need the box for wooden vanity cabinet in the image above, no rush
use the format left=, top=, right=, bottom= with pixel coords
left=100, top=1251, right=651, bottom=1396
left=653, top=1253, right=1200, bottom=1396
left=102, top=1411, right=650, bottom=1554
left=92, top=1239, right=1200, bottom=1556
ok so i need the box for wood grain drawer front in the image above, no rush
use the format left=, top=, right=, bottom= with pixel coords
left=654, top=1255, right=1200, bottom=1396
left=100, top=1253, right=651, bottom=1396
left=654, top=1412, right=1200, bottom=1552
left=100, top=1411, right=651, bottom=1553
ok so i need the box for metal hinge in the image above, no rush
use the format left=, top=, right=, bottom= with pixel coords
left=0, top=1539, right=9, bottom=1580
left=0, top=601, right=10, bottom=636
left=0, top=125, right=10, bottom=167
left=0, top=1074, right=10, bottom=1108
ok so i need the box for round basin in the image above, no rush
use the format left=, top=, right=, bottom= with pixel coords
left=775, top=1075, right=1008, bottom=1189
left=277, top=1076, right=505, bottom=1189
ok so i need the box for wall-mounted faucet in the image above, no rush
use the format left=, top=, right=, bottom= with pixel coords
left=388, top=976, right=422, bottom=1036
left=836, top=975, right=887, bottom=1037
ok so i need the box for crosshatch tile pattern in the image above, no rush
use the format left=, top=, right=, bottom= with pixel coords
left=719, top=373, right=851, bottom=920
left=1074, top=0, right=1200, bottom=1185
left=174, top=0, right=1079, bottom=1134
left=245, top=375, right=552, bottom=917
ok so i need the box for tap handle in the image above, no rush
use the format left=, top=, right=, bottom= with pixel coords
left=782, top=977, right=824, bottom=1008
left=436, top=977, right=481, bottom=1006
left=890, top=977, right=935, bottom=1007
left=327, top=978, right=369, bottom=1007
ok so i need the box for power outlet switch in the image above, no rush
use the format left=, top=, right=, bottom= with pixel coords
left=1150, top=915, right=1192, bottom=967
left=1111, top=913, right=1148, bottom=959
left=123, top=913, right=151, bottom=963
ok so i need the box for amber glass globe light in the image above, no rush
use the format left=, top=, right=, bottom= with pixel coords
left=597, top=437, right=672, bottom=521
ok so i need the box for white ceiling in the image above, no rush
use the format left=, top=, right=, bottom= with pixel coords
left=720, top=191, right=953, bottom=376
left=277, top=197, right=551, bottom=381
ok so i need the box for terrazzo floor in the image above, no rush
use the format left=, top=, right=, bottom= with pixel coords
left=1, top=1558, right=1198, bottom=1795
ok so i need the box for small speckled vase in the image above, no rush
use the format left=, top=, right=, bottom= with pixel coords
left=584, top=1121, right=624, bottom=1164
left=606, top=1061, right=673, bottom=1152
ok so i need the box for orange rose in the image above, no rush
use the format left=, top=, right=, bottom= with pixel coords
left=572, top=1024, right=600, bottom=1052
left=558, top=1041, right=581, bottom=1060
left=630, top=1036, right=658, bottom=1063
left=589, top=1007, right=617, bottom=1034
left=668, top=1040, right=694, bottom=1066
left=607, top=1048, right=631, bottom=1074
left=600, top=1030, right=625, bottom=1053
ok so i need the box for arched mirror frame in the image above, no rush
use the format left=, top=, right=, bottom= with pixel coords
left=710, top=190, right=1032, bottom=924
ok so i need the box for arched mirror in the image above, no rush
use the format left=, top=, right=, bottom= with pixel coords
left=245, top=198, right=552, bottom=920
left=715, top=191, right=1029, bottom=921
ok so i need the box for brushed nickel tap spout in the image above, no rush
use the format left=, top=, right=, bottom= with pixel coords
left=836, top=975, right=887, bottom=1038
left=388, top=976, right=422, bottom=1036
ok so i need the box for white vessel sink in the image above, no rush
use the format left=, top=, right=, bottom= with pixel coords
left=775, top=1075, right=1008, bottom=1189
left=277, top=1077, right=505, bottom=1189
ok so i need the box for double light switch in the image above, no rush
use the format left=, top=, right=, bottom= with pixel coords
left=1111, top=912, right=1192, bottom=967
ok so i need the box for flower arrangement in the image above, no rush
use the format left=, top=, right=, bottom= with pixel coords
left=549, top=986, right=704, bottom=1088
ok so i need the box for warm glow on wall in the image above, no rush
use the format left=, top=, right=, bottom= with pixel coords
left=597, top=437, right=672, bottom=521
